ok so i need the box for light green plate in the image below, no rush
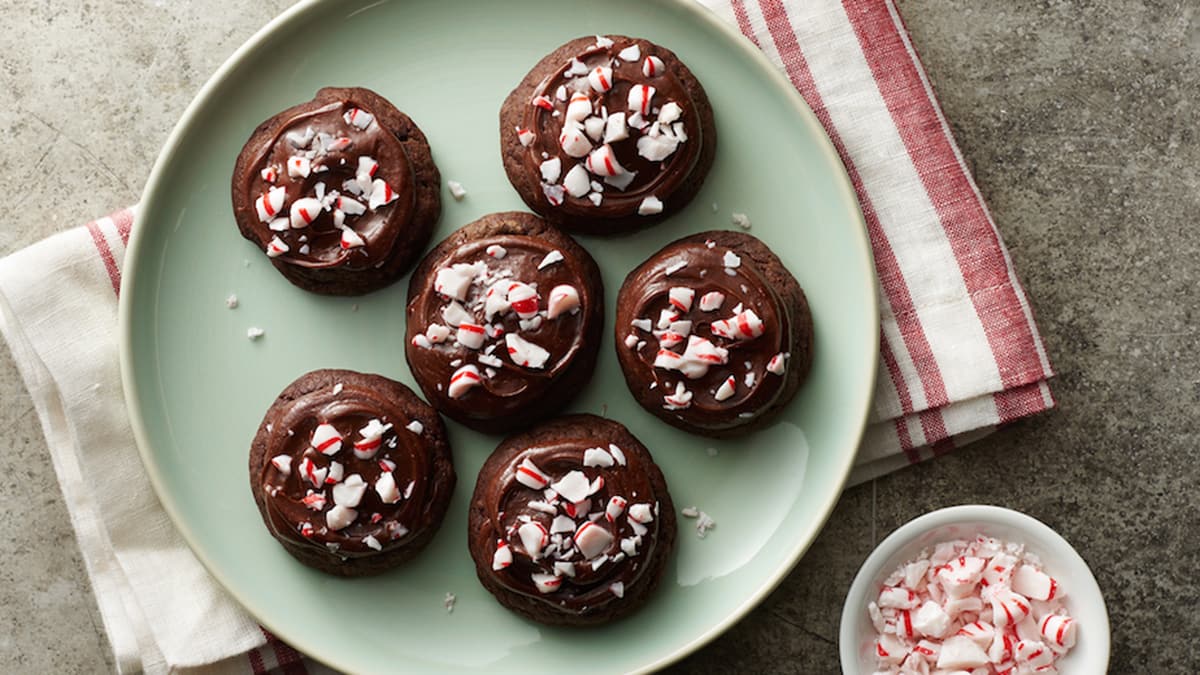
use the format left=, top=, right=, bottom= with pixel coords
left=120, top=0, right=877, bottom=672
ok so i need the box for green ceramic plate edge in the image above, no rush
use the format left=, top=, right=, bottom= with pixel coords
left=119, top=0, right=879, bottom=672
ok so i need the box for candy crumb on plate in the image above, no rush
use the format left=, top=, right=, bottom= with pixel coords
left=447, top=180, right=467, bottom=201
left=226, top=293, right=239, bottom=309
left=246, top=327, right=265, bottom=340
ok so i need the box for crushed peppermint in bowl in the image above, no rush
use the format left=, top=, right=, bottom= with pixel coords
left=840, top=505, right=1109, bottom=675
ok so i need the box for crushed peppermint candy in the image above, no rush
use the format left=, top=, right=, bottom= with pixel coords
left=868, top=535, right=1077, bottom=674
left=246, top=327, right=265, bottom=341
left=447, top=180, right=467, bottom=201
left=444, top=592, right=457, bottom=613
left=731, top=212, right=752, bottom=229
left=225, top=293, right=238, bottom=309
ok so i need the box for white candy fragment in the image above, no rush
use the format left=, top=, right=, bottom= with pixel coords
left=698, top=291, right=725, bottom=312
left=353, top=419, right=391, bottom=459
left=433, top=262, right=485, bottom=301
left=642, top=55, right=665, bottom=77
left=637, top=133, right=679, bottom=162
left=912, top=600, right=953, bottom=638
left=638, top=196, right=664, bottom=215
left=936, top=635, right=990, bottom=670
left=732, top=212, right=752, bottom=229
left=627, top=84, right=655, bottom=115
left=375, top=472, right=402, bottom=504
left=266, top=236, right=289, bottom=258
left=325, top=504, right=357, bottom=531
left=1014, top=640, right=1056, bottom=670
left=711, top=309, right=765, bottom=340
left=554, top=561, right=576, bottom=578
left=628, top=503, right=654, bottom=524
left=876, top=633, right=906, bottom=665
left=767, top=352, right=788, bottom=375
left=515, top=459, right=550, bottom=489
left=289, top=197, right=323, bottom=229
left=1040, top=615, right=1076, bottom=649
left=714, top=375, right=737, bottom=401
left=540, top=157, right=562, bottom=183
left=1013, top=565, right=1060, bottom=601
left=516, top=127, right=535, bottom=146
left=560, top=163, right=591, bottom=198
left=538, top=250, right=564, bottom=269
left=442, top=300, right=473, bottom=327
left=286, top=126, right=314, bottom=148
left=565, top=91, right=592, bottom=122
left=667, top=287, right=695, bottom=313
left=618, top=44, right=641, bottom=62
left=447, top=364, right=482, bottom=398
left=486, top=244, right=507, bottom=259
left=723, top=251, right=742, bottom=268
left=505, top=334, right=550, bottom=369
left=426, top=323, right=452, bottom=343
left=332, top=474, right=367, bottom=508
left=343, top=107, right=374, bottom=129
left=447, top=180, right=467, bottom=201
left=550, top=470, right=591, bottom=503
left=340, top=228, right=365, bottom=250
left=518, top=521, right=548, bottom=559
left=609, top=582, right=625, bottom=598
left=247, top=326, right=266, bottom=340
left=605, top=496, right=627, bottom=521
left=546, top=285, right=581, bottom=320
left=583, top=447, right=614, bottom=467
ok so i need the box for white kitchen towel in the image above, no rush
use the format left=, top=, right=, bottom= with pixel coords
left=0, top=0, right=1053, bottom=672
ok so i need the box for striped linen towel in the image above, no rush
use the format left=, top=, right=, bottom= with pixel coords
left=0, top=0, right=1052, bottom=672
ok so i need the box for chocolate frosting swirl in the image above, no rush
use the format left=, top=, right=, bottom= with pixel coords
left=616, top=236, right=793, bottom=432
left=520, top=36, right=704, bottom=218
left=406, top=232, right=599, bottom=428
left=474, top=437, right=664, bottom=613
left=257, top=379, right=445, bottom=557
left=240, top=96, right=416, bottom=269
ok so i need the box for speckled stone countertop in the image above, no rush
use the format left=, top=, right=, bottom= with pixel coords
left=1, top=1, right=1195, bottom=672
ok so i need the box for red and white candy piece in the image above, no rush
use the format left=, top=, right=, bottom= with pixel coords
left=287, top=156, right=311, bottom=178
left=605, top=496, right=627, bottom=521
left=368, top=179, right=398, bottom=210
left=265, top=236, right=290, bottom=258
left=506, top=282, right=540, bottom=318
left=698, top=291, right=725, bottom=312
left=1014, top=640, right=1056, bottom=670
left=586, top=144, right=626, bottom=177
left=357, top=155, right=379, bottom=180
left=325, top=504, right=357, bottom=531
left=310, top=423, right=343, bottom=456
left=1012, top=564, right=1060, bottom=601
left=957, top=620, right=996, bottom=646
left=269, top=455, right=292, bottom=475
left=353, top=419, right=390, bottom=459
left=492, top=540, right=513, bottom=570
left=516, top=127, right=535, bottom=146
left=447, top=364, right=482, bottom=399
left=627, top=85, right=655, bottom=116
left=375, top=472, right=402, bottom=504
left=332, top=474, right=367, bottom=508
left=642, top=55, right=665, bottom=77
left=714, top=375, right=737, bottom=402
left=938, top=555, right=986, bottom=597
left=559, top=125, right=592, bottom=158
left=326, top=461, right=344, bottom=485
left=667, top=287, right=695, bottom=313
left=340, top=228, right=365, bottom=250
left=875, top=633, right=906, bottom=666
left=456, top=322, right=486, bottom=350
left=664, top=384, right=693, bottom=410
left=547, top=285, right=580, bottom=319
left=711, top=309, right=765, bottom=340
left=515, top=458, right=550, bottom=489
left=877, top=586, right=920, bottom=609
left=628, top=503, right=654, bottom=524
left=343, top=107, right=374, bottom=129
left=256, top=186, right=287, bottom=222
left=301, top=491, right=326, bottom=511
left=542, top=183, right=565, bottom=206
left=573, top=521, right=613, bottom=559
left=587, top=66, right=613, bottom=92
left=506, top=333, right=550, bottom=369
left=531, top=573, right=561, bottom=594
left=767, top=352, right=787, bottom=375
left=531, top=95, right=554, bottom=110
left=486, top=244, right=507, bottom=259
left=285, top=126, right=314, bottom=148
left=990, top=588, right=1032, bottom=627
left=1039, top=614, right=1076, bottom=649
left=335, top=195, right=366, bottom=216
left=260, top=165, right=278, bottom=183
left=565, top=91, right=592, bottom=122
left=517, top=521, right=548, bottom=559
left=289, top=197, right=323, bottom=229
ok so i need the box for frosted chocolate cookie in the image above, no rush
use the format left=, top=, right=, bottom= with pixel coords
left=614, top=231, right=813, bottom=436
left=232, top=87, right=440, bottom=295
left=467, top=415, right=676, bottom=625
left=405, top=212, right=603, bottom=434
left=500, top=35, right=716, bottom=234
left=249, top=369, right=455, bottom=576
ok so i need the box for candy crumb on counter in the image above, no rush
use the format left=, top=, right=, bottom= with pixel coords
left=247, top=327, right=265, bottom=341
left=869, top=535, right=1077, bottom=674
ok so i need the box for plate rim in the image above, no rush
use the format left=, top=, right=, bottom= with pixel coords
left=118, top=0, right=879, bottom=671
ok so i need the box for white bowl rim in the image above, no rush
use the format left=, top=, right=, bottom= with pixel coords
left=838, top=504, right=1111, bottom=673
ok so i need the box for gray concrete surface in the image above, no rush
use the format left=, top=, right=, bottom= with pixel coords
left=1, top=0, right=1195, bottom=672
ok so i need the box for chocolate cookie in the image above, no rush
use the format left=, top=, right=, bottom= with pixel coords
left=405, top=212, right=603, bottom=434
left=249, top=369, right=455, bottom=576
left=467, top=415, right=676, bottom=625
left=500, top=35, right=716, bottom=234
left=232, top=87, right=440, bottom=295
left=614, top=231, right=814, bottom=436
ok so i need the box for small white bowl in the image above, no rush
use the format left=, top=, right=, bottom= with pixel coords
left=840, top=505, right=1110, bottom=674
